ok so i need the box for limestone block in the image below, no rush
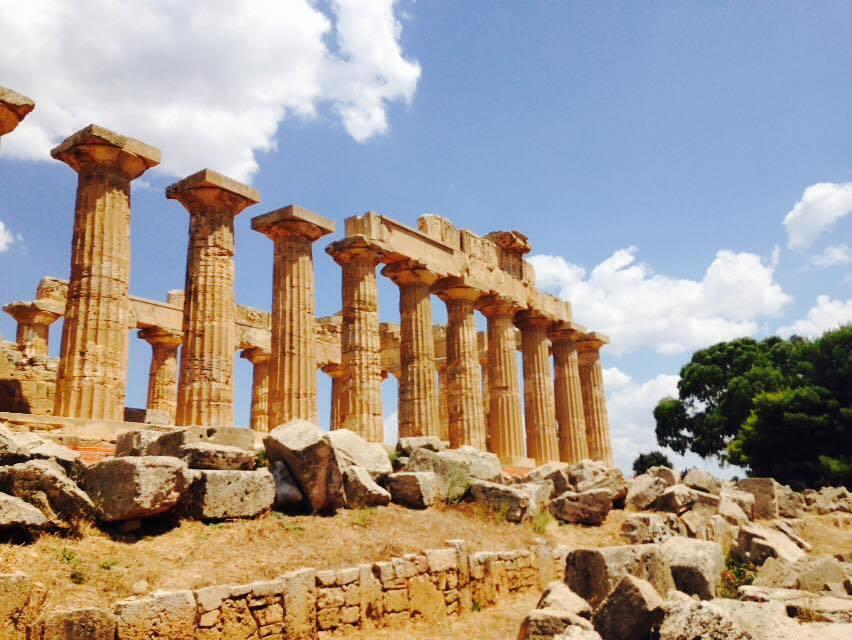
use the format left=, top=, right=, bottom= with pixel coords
left=524, top=462, right=573, bottom=498
left=737, top=478, right=780, bottom=520
left=269, top=460, right=303, bottom=511
left=518, top=481, right=553, bottom=519
left=403, top=448, right=471, bottom=497
left=408, top=574, right=447, bottom=620
left=150, top=426, right=255, bottom=457
left=776, top=484, right=806, bottom=518
left=0, top=491, right=48, bottom=531
left=470, top=480, right=532, bottom=522
left=536, top=582, right=592, bottom=619
left=38, top=607, right=116, bottom=640
left=115, top=430, right=160, bottom=456
left=329, top=429, right=392, bottom=478
left=186, top=469, right=274, bottom=520
left=647, top=465, right=679, bottom=487
left=0, top=426, right=82, bottom=478
left=518, top=607, right=594, bottom=640
left=0, top=459, right=95, bottom=528
left=707, top=598, right=841, bottom=640
left=264, top=420, right=345, bottom=514
left=658, top=600, right=752, bottom=640
left=550, top=489, right=612, bottom=526
left=736, top=524, right=807, bottom=565
left=567, top=460, right=626, bottom=505
left=396, top=436, right=445, bottom=456
left=83, top=456, right=190, bottom=522
left=439, top=446, right=502, bottom=482
left=660, top=538, right=724, bottom=600
left=795, top=557, right=849, bottom=593
left=626, top=474, right=667, bottom=511
left=283, top=568, right=316, bottom=640
left=719, top=494, right=750, bottom=525
left=654, top=484, right=720, bottom=515
left=719, top=489, right=755, bottom=520
left=620, top=513, right=683, bottom=544
left=682, top=468, right=721, bottom=495
left=114, top=590, right=196, bottom=640
left=738, top=585, right=852, bottom=623
left=0, top=572, right=31, bottom=639
left=386, top=472, right=439, bottom=509
left=342, top=466, right=391, bottom=508
left=592, top=576, right=665, bottom=640
left=180, top=442, right=256, bottom=471
left=566, top=544, right=675, bottom=608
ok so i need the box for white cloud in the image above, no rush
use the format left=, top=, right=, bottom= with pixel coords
left=530, top=247, right=792, bottom=356
left=810, top=244, right=852, bottom=268
left=0, top=0, right=420, bottom=182
left=778, top=295, right=852, bottom=338
left=783, top=182, right=852, bottom=250
left=0, top=220, right=19, bottom=252
left=383, top=411, right=399, bottom=446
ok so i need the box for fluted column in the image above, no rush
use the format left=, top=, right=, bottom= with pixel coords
left=0, top=86, right=34, bottom=139
left=577, top=333, right=614, bottom=465
left=167, top=169, right=259, bottom=427
left=434, top=280, right=486, bottom=450
left=241, top=348, right=271, bottom=432
left=477, top=295, right=526, bottom=464
left=383, top=261, right=439, bottom=439
left=516, top=311, right=560, bottom=464
left=549, top=322, right=589, bottom=463
left=323, top=363, right=347, bottom=430
left=138, top=327, right=182, bottom=423
left=252, top=206, right=334, bottom=427
left=3, top=301, right=61, bottom=358
left=435, top=361, right=450, bottom=442
left=52, top=125, right=160, bottom=420
left=326, top=238, right=385, bottom=442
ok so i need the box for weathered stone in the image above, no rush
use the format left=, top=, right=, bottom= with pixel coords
left=554, top=628, right=603, bottom=640
left=550, top=489, right=612, bottom=525
left=620, top=513, right=683, bottom=544
left=592, top=575, right=665, bottom=640
left=0, top=491, right=48, bottom=531
left=114, top=589, right=196, bottom=640
left=549, top=325, right=591, bottom=464
left=470, top=480, right=532, bottom=523
left=264, top=420, right=345, bottom=514
left=805, top=486, right=851, bottom=515
left=719, top=490, right=753, bottom=524
left=796, top=557, right=849, bottom=593
left=386, top=472, right=438, bottom=509
left=439, top=446, right=502, bottom=482
left=566, top=544, right=675, bottom=608
left=0, top=426, right=83, bottom=478
left=682, top=468, right=721, bottom=495
left=771, top=519, right=811, bottom=551
left=408, top=574, right=446, bottom=620
left=626, top=474, right=667, bottom=511
left=517, top=311, right=560, bottom=464
left=0, top=572, right=32, bottom=638
left=518, top=481, right=553, bottom=519
left=655, top=484, right=720, bottom=515
left=680, top=509, right=711, bottom=539
left=269, top=460, right=304, bottom=511
left=647, top=465, right=679, bottom=487
left=39, top=607, right=116, bottom=640
left=186, top=469, right=274, bottom=520
left=524, top=462, right=573, bottom=497
left=659, top=600, right=753, bottom=640
left=738, top=585, right=852, bottom=623
left=537, top=581, right=592, bottom=618
left=575, top=335, right=614, bottom=465
left=150, top=426, right=255, bottom=457
left=283, top=568, right=316, bottom=640
left=519, top=608, right=594, bottom=640
left=180, top=442, right=256, bottom=471
left=736, top=524, right=807, bottom=565
left=328, top=428, right=392, bottom=478
left=83, top=456, right=190, bottom=522
left=396, top=435, right=446, bottom=456
left=660, top=537, right=724, bottom=600
left=342, top=466, right=391, bottom=508
left=403, top=447, right=471, bottom=498
left=115, top=430, right=161, bottom=456
left=0, top=459, right=95, bottom=528
left=752, top=556, right=799, bottom=589
left=737, top=478, right=780, bottom=520
left=567, top=460, right=626, bottom=504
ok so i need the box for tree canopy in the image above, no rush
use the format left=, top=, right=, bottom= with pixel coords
left=654, top=326, right=851, bottom=489
left=632, top=450, right=673, bottom=476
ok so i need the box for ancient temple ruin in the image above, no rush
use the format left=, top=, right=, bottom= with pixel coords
left=0, top=86, right=613, bottom=468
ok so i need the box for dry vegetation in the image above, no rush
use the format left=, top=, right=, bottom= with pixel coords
left=0, top=503, right=627, bottom=611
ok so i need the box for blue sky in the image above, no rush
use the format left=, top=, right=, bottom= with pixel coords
left=1, top=1, right=851, bottom=473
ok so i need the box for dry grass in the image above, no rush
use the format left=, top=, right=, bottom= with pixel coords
left=0, top=503, right=626, bottom=611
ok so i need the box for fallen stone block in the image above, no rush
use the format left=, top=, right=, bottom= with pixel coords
left=186, top=469, right=274, bottom=520
left=777, top=483, right=806, bottom=518
left=719, top=489, right=755, bottom=519
left=719, top=492, right=751, bottom=525
left=0, top=459, right=95, bottom=529
left=537, top=581, right=592, bottom=619
left=620, top=513, right=683, bottom=544
left=519, top=607, right=595, bottom=640
left=115, top=429, right=161, bottom=456
left=524, top=462, right=573, bottom=498
left=403, top=447, right=472, bottom=498
left=264, top=420, right=345, bottom=515
left=38, top=606, right=116, bottom=640
left=592, top=575, right=665, bottom=640
left=0, top=425, right=83, bottom=478
left=795, top=557, right=849, bottom=593
left=682, top=468, right=721, bottom=495
left=470, top=480, right=532, bottom=523
left=343, top=466, right=391, bottom=508
left=150, top=426, right=255, bottom=457
left=567, top=460, right=627, bottom=505
left=659, top=600, right=752, bottom=640
left=269, top=460, right=304, bottom=511
left=180, top=442, right=256, bottom=471
left=440, top=446, right=502, bottom=482
left=518, top=481, right=553, bottom=519
left=647, top=465, right=679, bottom=487
left=386, top=471, right=438, bottom=509
left=655, top=484, right=720, bottom=515
left=83, top=456, right=190, bottom=522
left=0, top=491, right=48, bottom=531
left=626, top=474, right=667, bottom=511
left=114, top=589, right=197, bottom=640
left=738, top=585, right=852, bottom=623
left=737, top=478, right=780, bottom=520
left=329, top=428, right=393, bottom=479
left=550, top=489, right=612, bottom=525
left=396, top=436, right=445, bottom=456
left=736, top=523, right=807, bottom=565
left=660, top=537, right=724, bottom=600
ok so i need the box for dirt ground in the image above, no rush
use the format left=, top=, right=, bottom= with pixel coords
left=0, top=503, right=627, bottom=611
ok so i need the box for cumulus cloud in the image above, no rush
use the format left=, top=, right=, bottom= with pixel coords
left=783, top=182, right=852, bottom=250
left=530, top=247, right=792, bottom=355
left=778, top=295, right=852, bottom=338
left=0, top=220, right=20, bottom=252
left=383, top=411, right=399, bottom=446
left=810, top=244, right=852, bottom=268
left=0, top=0, right=421, bottom=182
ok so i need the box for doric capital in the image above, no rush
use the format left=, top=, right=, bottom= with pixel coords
left=322, top=362, right=347, bottom=378
left=3, top=300, right=61, bottom=326
left=575, top=331, right=609, bottom=355
left=485, top=230, right=531, bottom=255
left=476, top=294, right=523, bottom=319
left=381, top=259, right=438, bottom=288
left=0, top=86, right=35, bottom=137
left=166, top=169, right=260, bottom=216
left=51, top=124, right=160, bottom=180
left=548, top=321, right=588, bottom=343
left=325, top=236, right=386, bottom=266
left=431, top=276, right=480, bottom=303
left=138, top=326, right=183, bottom=348
left=240, top=347, right=271, bottom=365
left=514, top=309, right=556, bottom=331
left=251, top=204, right=335, bottom=242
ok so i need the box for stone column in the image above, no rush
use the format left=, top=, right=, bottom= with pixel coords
left=435, top=360, right=450, bottom=442
left=52, top=125, right=160, bottom=420
left=241, top=348, right=271, bottom=432
left=326, top=238, right=385, bottom=442
left=252, top=205, right=334, bottom=427
left=382, top=261, right=439, bottom=439
left=167, top=169, right=259, bottom=427
left=0, top=86, right=34, bottom=139
left=3, top=301, right=61, bottom=358
left=322, top=363, right=347, bottom=430
left=516, top=311, right=560, bottom=465
left=549, top=322, right=589, bottom=463
left=138, top=327, right=182, bottom=423
left=434, top=279, right=486, bottom=450
left=577, top=333, right=614, bottom=465
left=477, top=295, right=526, bottom=464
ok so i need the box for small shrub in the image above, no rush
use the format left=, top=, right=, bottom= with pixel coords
left=351, top=508, right=375, bottom=528
left=69, top=569, right=86, bottom=585
left=59, top=548, right=77, bottom=565
left=255, top=449, right=269, bottom=468
left=445, top=468, right=471, bottom=504
left=388, top=450, right=401, bottom=469
left=530, top=510, right=554, bottom=535
left=99, top=559, right=119, bottom=571
left=718, top=553, right=756, bottom=599
left=492, top=500, right=511, bottom=523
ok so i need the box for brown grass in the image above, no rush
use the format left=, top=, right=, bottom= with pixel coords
left=0, top=504, right=626, bottom=612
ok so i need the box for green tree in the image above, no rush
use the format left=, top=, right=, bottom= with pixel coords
left=632, top=450, right=673, bottom=476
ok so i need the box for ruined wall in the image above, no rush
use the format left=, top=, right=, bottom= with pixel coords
left=0, top=340, right=57, bottom=415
